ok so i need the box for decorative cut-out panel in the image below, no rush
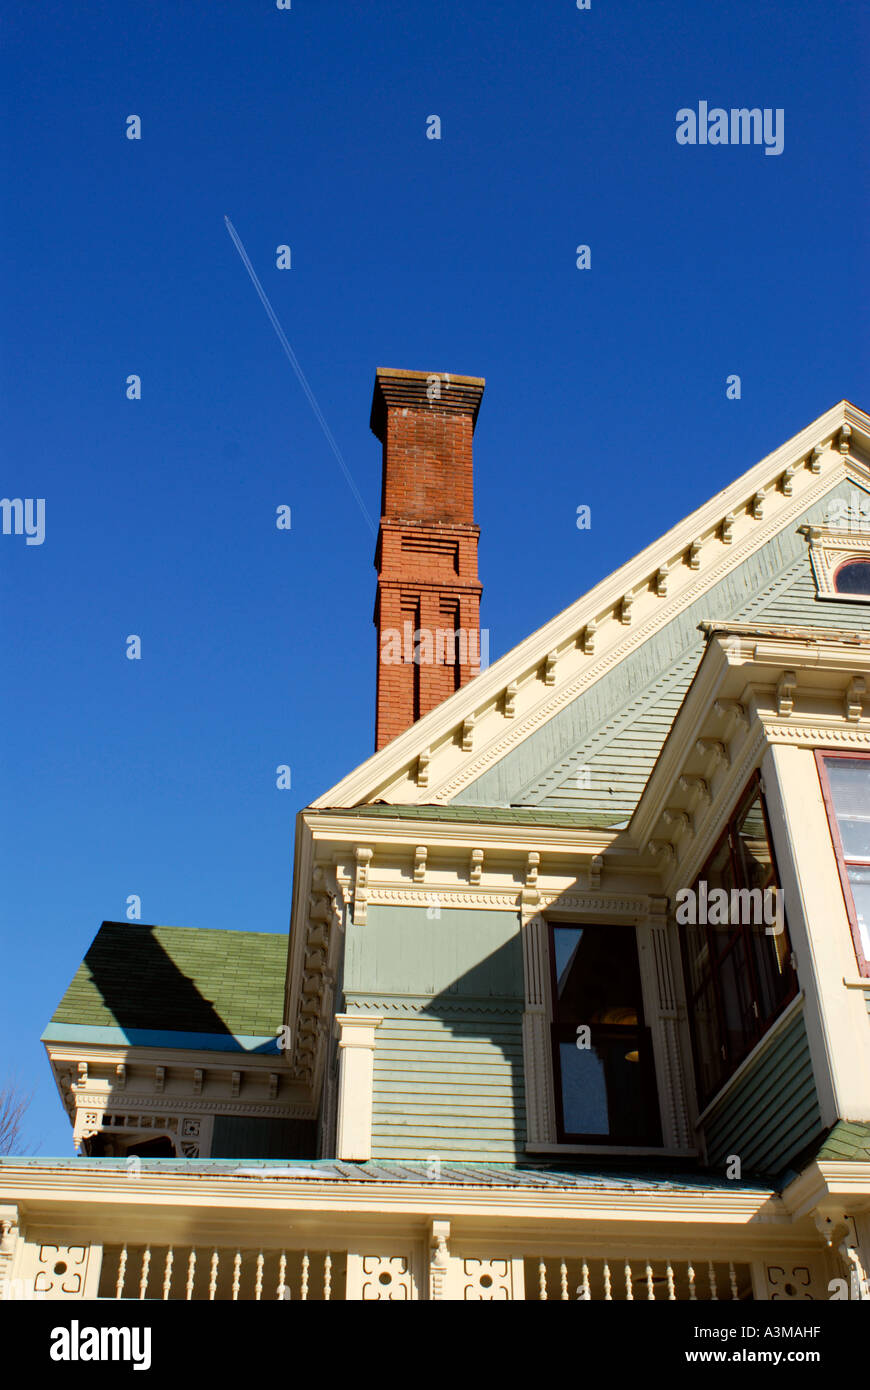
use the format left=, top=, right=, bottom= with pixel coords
left=461, top=1258, right=518, bottom=1301
left=33, top=1245, right=91, bottom=1297
left=359, top=1255, right=413, bottom=1301
left=764, top=1262, right=826, bottom=1300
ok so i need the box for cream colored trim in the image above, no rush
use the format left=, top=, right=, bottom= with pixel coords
left=305, top=810, right=617, bottom=855
left=520, top=913, right=556, bottom=1146
left=361, top=885, right=653, bottom=915
left=643, top=903, right=693, bottom=1150
left=44, top=1041, right=315, bottom=1147
left=783, top=1162, right=870, bottom=1220
left=761, top=723, right=870, bottom=748
left=764, top=743, right=870, bottom=1126
left=803, top=523, right=870, bottom=602
left=0, top=1164, right=784, bottom=1225
left=334, top=1014, right=382, bottom=1162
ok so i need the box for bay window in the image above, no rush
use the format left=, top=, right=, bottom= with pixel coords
left=679, top=776, right=797, bottom=1108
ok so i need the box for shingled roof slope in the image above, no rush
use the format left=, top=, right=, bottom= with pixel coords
left=48, top=922, right=287, bottom=1039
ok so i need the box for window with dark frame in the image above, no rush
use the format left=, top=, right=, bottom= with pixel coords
left=678, top=775, right=797, bottom=1110
left=549, top=922, right=662, bottom=1145
left=816, top=751, right=870, bottom=977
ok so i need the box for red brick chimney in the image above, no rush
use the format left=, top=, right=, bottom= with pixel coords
left=371, top=368, right=485, bottom=751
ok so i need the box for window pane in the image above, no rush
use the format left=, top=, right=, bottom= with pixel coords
left=552, top=925, right=643, bottom=1024
left=734, top=792, right=776, bottom=892
left=749, top=918, right=793, bottom=1024
left=559, top=1041, right=609, bottom=1134
left=558, top=1034, right=656, bottom=1141
left=834, top=560, right=870, bottom=596
left=553, top=926, right=582, bottom=990
left=683, top=920, right=710, bottom=998
left=704, top=836, right=738, bottom=959
left=689, top=977, right=725, bottom=1101
left=824, top=758, right=870, bottom=860
left=846, top=866, right=870, bottom=962
left=717, top=936, right=757, bottom=1061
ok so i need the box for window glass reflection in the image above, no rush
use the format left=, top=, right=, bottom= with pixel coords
left=825, top=758, right=870, bottom=860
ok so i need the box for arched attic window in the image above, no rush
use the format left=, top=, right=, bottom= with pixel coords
left=834, top=559, right=870, bottom=597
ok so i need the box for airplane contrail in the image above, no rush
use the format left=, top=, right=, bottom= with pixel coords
left=224, top=216, right=377, bottom=536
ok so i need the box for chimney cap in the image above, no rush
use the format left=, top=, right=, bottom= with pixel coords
left=370, top=367, right=486, bottom=440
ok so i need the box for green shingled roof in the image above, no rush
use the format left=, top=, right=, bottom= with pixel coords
left=50, top=922, right=287, bottom=1038
left=814, top=1121, right=870, bottom=1163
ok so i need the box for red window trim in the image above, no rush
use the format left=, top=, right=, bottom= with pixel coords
left=815, top=749, right=870, bottom=978
left=832, top=557, right=870, bottom=593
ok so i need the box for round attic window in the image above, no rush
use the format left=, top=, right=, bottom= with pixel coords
left=834, top=560, right=870, bottom=597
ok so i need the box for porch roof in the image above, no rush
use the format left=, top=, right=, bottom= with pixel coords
left=0, top=1156, right=778, bottom=1195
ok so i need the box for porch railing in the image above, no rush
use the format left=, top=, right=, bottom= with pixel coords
left=87, top=1246, right=753, bottom=1300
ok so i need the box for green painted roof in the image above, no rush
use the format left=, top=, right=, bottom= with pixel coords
left=0, top=1156, right=776, bottom=1194
left=814, top=1121, right=870, bottom=1163
left=49, top=922, right=287, bottom=1039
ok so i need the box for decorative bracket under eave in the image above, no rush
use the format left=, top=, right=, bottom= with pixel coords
left=353, top=847, right=373, bottom=925
left=776, top=670, right=797, bottom=717
left=846, top=675, right=866, bottom=722
left=679, top=773, right=711, bottom=808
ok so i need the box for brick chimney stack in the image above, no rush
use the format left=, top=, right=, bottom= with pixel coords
left=371, top=368, right=486, bottom=751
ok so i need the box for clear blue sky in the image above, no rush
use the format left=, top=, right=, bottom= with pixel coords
left=2, top=0, right=866, bottom=1153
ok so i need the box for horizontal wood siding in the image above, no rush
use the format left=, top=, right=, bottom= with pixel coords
left=343, top=907, right=526, bottom=1159
left=370, top=1011, right=526, bottom=1160
left=345, top=906, right=523, bottom=999
left=702, top=1009, right=822, bottom=1175
left=211, top=1115, right=317, bottom=1159
left=454, top=478, right=870, bottom=815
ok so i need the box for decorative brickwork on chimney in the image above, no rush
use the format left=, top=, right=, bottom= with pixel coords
left=371, top=368, right=485, bottom=751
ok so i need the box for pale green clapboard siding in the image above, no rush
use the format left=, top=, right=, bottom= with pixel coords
left=454, top=478, right=870, bottom=818
left=370, top=1013, right=526, bottom=1160
left=702, top=1009, right=822, bottom=1175
left=344, top=905, right=523, bottom=998
left=343, top=906, right=526, bottom=1159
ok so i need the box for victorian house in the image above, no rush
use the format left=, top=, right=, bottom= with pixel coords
left=2, top=373, right=869, bottom=1302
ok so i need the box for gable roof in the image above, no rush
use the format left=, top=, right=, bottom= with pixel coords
left=312, top=400, right=870, bottom=815
left=45, top=922, right=286, bottom=1046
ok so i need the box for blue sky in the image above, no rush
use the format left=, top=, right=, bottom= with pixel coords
left=2, top=0, right=867, bottom=1153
